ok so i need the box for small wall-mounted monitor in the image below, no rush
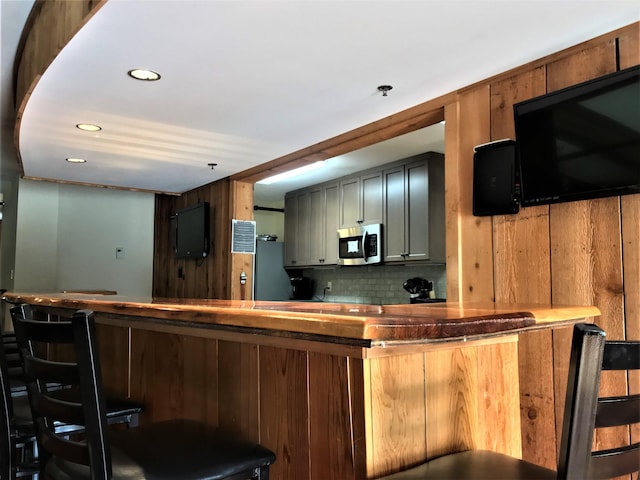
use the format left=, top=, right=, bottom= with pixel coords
left=172, top=202, right=210, bottom=259
left=514, top=65, right=639, bottom=207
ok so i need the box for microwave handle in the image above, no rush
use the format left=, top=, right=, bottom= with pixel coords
left=362, top=232, right=369, bottom=262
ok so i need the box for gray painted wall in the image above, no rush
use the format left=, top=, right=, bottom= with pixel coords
left=14, top=179, right=154, bottom=296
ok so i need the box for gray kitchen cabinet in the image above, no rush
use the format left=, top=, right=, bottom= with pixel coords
left=339, top=170, right=383, bottom=227
left=323, top=183, right=340, bottom=264
left=284, top=191, right=310, bottom=267
left=384, top=152, right=445, bottom=263
left=383, top=164, right=409, bottom=262
left=285, top=152, right=444, bottom=268
left=308, top=182, right=339, bottom=265
left=308, top=187, right=323, bottom=265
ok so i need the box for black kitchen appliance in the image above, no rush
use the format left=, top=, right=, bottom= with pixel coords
left=402, top=277, right=446, bottom=304
left=290, top=276, right=313, bottom=300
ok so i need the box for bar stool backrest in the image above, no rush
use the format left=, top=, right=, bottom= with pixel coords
left=1, top=332, right=16, bottom=479
left=12, top=310, right=112, bottom=479
left=557, top=323, right=640, bottom=479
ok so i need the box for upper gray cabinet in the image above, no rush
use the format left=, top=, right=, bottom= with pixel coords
left=286, top=181, right=340, bottom=267
left=284, top=151, right=445, bottom=268
left=383, top=152, right=444, bottom=263
left=284, top=191, right=310, bottom=267
left=308, top=182, right=339, bottom=265
left=339, top=171, right=383, bottom=227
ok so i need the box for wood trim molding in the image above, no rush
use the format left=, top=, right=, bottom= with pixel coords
left=231, top=98, right=449, bottom=184
left=13, top=0, right=107, bottom=178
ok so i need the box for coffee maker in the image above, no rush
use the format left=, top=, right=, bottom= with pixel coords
left=290, top=276, right=313, bottom=300
left=402, top=277, right=444, bottom=304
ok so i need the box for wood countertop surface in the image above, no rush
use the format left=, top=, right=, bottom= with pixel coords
left=3, top=292, right=601, bottom=345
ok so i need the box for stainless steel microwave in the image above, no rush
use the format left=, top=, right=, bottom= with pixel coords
left=337, top=223, right=383, bottom=265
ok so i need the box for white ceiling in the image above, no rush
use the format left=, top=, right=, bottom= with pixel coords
left=6, top=0, right=640, bottom=202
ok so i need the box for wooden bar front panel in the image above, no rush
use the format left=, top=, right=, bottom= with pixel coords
left=96, top=323, right=520, bottom=479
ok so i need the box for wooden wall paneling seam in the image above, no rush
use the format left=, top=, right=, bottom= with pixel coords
left=259, top=346, right=310, bottom=479
left=308, top=352, right=357, bottom=480
left=347, top=357, right=368, bottom=480
left=182, top=336, right=219, bottom=426
left=617, top=22, right=640, bottom=452
left=455, top=85, right=495, bottom=303
left=621, top=195, right=640, bottom=448
left=475, top=341, right=522, bottom=457
left=489, top=68, right=549, bottom=302
left=550, top=197, right=628, bottom=458
left=424, top=346, right=479, bottom=459
left=127, top=326, right=132, bottom=399
left=488, top=65, right=557, bottom=468
left=95, top=324, right=130, bottom=400
left=367, top=353, right=427, bottom=477
left=546, top=39, right=629, bottom=459
left=218, top=341, right=259, bottom=439
left=444, top=101, right=462, bottom=302
left=362, top=357, right=377, bottom=477
left=129, top=329, right=184, bottom=424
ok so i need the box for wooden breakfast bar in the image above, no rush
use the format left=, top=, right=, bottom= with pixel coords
left=3, top=293, right=600, bottom=479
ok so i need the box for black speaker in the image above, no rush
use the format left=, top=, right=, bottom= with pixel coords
left=472, top=139, right=520, bottom=216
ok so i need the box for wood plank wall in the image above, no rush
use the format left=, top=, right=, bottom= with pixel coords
left=89, top=319, right=523, bottom=479
left=153, top=180, right=231, bottom=299
left=152, top=179, right=254, bottom=299
left=12, top=4, right=640, bottom=470
left=451, top=23, right=640, bottom=470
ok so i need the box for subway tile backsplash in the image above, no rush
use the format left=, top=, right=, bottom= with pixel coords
left=303, top=263, right=446, bottom=305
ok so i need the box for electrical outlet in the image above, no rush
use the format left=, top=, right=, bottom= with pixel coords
left=326, top=281, right=332, bottom=292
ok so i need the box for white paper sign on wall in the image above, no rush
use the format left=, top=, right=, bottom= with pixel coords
left=231, top=219, right=256, bottom=254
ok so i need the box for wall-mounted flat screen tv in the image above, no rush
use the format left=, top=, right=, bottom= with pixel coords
left=172, top=202, right=210, bottom=259
left=514, top=65, right=639, bottom=207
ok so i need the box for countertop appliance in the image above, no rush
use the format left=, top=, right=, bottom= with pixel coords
left=337, top=223, right=382, bottom=266
left=402, top=277, right=446, bottom=304
left=253, top=240, right=291, bottom=301
left=290, top=276, right=313, bottom=300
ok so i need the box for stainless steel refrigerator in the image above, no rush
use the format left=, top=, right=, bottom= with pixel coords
left=253, top=241, right=291, bottom=301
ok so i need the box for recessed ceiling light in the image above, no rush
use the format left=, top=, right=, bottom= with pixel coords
left=76, top=123, right=102, bottom=132
left=128, top=69, right=161, bottom=81
left=66, top=158, right=87, bottom=163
